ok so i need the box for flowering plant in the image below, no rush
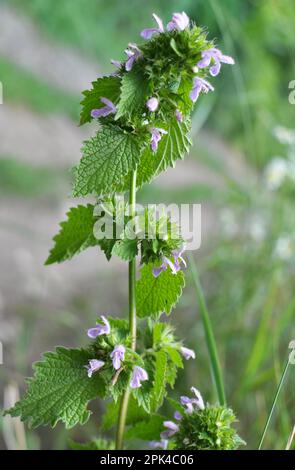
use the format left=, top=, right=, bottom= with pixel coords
left=5, top=11, right=243, bottom=450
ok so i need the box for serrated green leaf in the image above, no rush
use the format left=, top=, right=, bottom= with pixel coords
left=151, top=350, right=168, bottom=410
left=116, top=68, right=149, bottom=120
left=136, top=262, right=185, bottom=317
left=136, top=119, right=191, bottom=187
left=5, top=348, right=106, bottom=429
left=119, top=118, right=192, bottom=191
left=164, top=346, right=183, bottom=368
left=153, top=323, right=165, bottom=346
left=177, top=76, right=195, bottom=114
left=73, top=125, right=142, bottom=197
left=98, top=238, right=117, bottom=261
left=80, top=76, right=121, bottom=125
left=112, top=238, right=138, bottom=261
left=166, top=362, right=178, bottom=388
left=125, top=414, right=164, bottom=441
left=45, top=204, right=98, bottom=265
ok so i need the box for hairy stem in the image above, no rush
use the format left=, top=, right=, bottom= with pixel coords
left=115, top=170, right=137, bottom=450
left=258, top=357, right=290, bottom=450
left=189, top=254, right=226, bottom=406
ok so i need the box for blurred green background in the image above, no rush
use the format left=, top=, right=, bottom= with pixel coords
left=0, top=0, right=294, bottom=450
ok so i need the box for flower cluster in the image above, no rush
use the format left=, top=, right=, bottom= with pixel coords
left=151, top=388, right=245, bottom=450
left=86, top=316, right=148, bottom=389
left=90, top=11, right=234, bottom=153
left=86, top=315, right=196, bottom=393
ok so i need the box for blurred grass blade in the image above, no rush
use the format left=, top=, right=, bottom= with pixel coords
left=240, top=281, right=277, bottom=393
left=286, top=425, right=295, bottom=450
left=189, top=253, right=226, bottom=406
left=258, top=358, right=290, bottom=450
left=208, top=0, right=255, bottom=164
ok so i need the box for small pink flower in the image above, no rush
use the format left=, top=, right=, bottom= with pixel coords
left=124, top=43, right=142, bottom=71
left=141, top=13, right=165, bottom=39
left=153, top=245, right=186, bottom=278
left=91, top=98, right=117, bottom=119
left=146, top=97, right=159, bottom=112
left=198, top=48, right=235, bottom=77
left=110, top=345, right=125, bottom=370
left=149, top=439, right=168, bottom=450
left=87, top=315, right=110, bottom=338
left=175, top=109, right=183, bottom=122
left=180, top=346, right=196, bottom=360
left=190, top=77, right=214, bottom=103
left=150, top=127, right=167, bottom=152
left=86, top=359, right=105, bottom=378
left=160, top=421, right=179, bottom=439
left=174, top=411, right=182, bottom=421
left=167, top=12, right=190, bottom=32
left=180, top=387, right=205, bottom=412
left=130, top=366, right=148, bottom=388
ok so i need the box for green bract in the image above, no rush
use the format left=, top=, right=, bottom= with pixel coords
left=173, top=405, right=246, bottom=450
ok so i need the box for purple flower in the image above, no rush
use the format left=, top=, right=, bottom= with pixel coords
left=190, top=387, right=205, bottom=410
left=86, top=359, right=105, bottom=378
left=150, top=127, right=167, bottom=152
left=91, top=98, right=117, bottom=119
left=149, top=440, right=168, bottom=450
left=153, top=245, right=186, bottom=278
left=152, top=256, right=178, bottom=278
left=180, top=346, right=196, bottom=360
left=125, top=43, right=142, bottom=72
left=174, top=411, right=183, bottom=421
left=167, top=12, right=190, bottom=32
left=189, top=77, right=214, bottom=103
left=198, top=48, right=235, bottom=77
left=180, top=387, right=205, bottom=413
left=87, top=315, right=110, bottom=339
left=160, top=421, right=179, bottom=439
left=180, top=396, right=194, bottom=414
left=175, top=109, right=183, bottom=122
left=111, top=59, right=122, bottom=69
left=141, top=13, right=164, bottom=39
left=172, top=245, right=187, bottom=270
left=146, top=97, right=159, bottom=112
left=110, top=345, right=125, bottom=370
left=130, top=365, right=148, bottom=389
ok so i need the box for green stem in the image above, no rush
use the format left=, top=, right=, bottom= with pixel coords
left=115, top=170, right=137, bottom=450
left=189, top=254, right=226, bottom=406
left=128, top=170, right=137, bottom=351
left=258, top=358, right=290, bottom=450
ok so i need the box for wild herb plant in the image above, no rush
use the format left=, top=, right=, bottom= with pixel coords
left=5, top=12, right=244, bottom=450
